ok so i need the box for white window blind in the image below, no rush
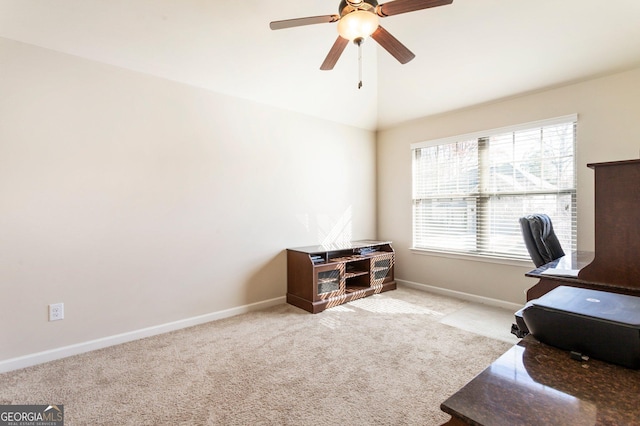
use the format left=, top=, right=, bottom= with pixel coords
left=411, top=115, right=577, bottom=261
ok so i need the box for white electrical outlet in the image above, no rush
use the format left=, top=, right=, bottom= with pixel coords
left=49, top=303, right=64, bottom=321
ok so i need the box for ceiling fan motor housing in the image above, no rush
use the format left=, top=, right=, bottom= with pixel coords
left=339, top=0, right=379, bottom=17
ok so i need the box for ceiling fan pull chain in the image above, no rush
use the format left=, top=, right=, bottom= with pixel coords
left=357, top=38, right=363, bottom=89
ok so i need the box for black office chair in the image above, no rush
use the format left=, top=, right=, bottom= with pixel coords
left=519, top=213, right=565, bottom=267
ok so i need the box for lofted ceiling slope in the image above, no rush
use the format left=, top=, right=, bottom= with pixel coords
left=1, top=0, right=639, bottom=131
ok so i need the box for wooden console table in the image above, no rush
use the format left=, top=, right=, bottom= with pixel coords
left=286, top=240, right=395, bottom=313
left=441, top=335, right=640, bottom=425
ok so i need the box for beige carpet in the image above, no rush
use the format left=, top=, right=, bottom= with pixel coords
left=0, top=287, right=513, bottom=425
left=439, top=303, right=520, bottom=344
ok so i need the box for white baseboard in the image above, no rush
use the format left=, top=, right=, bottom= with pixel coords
left=397, top=279, right=522, bottom=312
left=0, top=296, right=286, bottom=374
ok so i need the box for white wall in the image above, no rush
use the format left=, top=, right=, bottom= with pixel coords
left=377, top=67, right=640, bottom=304
left=0, top=38, right=377, bottom=364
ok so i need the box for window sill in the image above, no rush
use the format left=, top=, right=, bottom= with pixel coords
left=409, top=247, right=534, bottom=268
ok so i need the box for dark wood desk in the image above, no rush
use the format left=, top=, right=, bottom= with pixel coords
left=441, top=335, right=640, bottom=426
left=525, top=160, right=640, bottom=301
left=524, top=251, right=640, bottom=301
left=442, top=160, right=640, bottom=424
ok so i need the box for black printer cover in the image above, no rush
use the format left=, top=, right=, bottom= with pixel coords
left=522, top=286, right=640, bottom=368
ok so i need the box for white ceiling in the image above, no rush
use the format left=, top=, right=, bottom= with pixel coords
left=1, top=0, right=640, bottom=130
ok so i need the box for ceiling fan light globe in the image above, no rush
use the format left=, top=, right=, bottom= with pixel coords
left=337, top=10, right=379, bottom=41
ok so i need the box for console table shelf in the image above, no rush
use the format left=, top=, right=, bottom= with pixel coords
left=286, top=240, right=396, bottom=313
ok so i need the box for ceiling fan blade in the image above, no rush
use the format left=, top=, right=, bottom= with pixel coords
left=377, top=0, right=453, bottom=17
left=270, top=14, right=339, bottom=30
left=320, top=36, right=349, bottom=70
left=371, top=26, right=415, bottom=64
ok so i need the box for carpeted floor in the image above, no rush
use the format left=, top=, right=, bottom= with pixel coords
left=438, top=302, right=520, bottom=344
left=0, top=287, right=514, bottom=425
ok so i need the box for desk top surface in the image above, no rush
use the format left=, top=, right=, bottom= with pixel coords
left=441, top=335, right=640, bottom=426
left=524, top=251, right=640, bottom=299
left=525, top=251, right=594, bottom=278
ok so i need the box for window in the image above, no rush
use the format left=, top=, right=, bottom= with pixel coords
left=411, top=115, right=577, bottom=261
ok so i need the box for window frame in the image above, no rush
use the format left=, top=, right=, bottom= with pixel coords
left=410, top=114, right=578, bottom=263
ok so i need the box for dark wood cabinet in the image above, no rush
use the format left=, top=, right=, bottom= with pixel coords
left=286, top=240, right=396, bottom=313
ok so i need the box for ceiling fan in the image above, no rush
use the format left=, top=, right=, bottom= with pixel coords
left=270, top=0, right=454, bottom=73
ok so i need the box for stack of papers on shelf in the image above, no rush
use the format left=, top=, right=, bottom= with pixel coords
left=540, top=268, right=580, bottom=278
